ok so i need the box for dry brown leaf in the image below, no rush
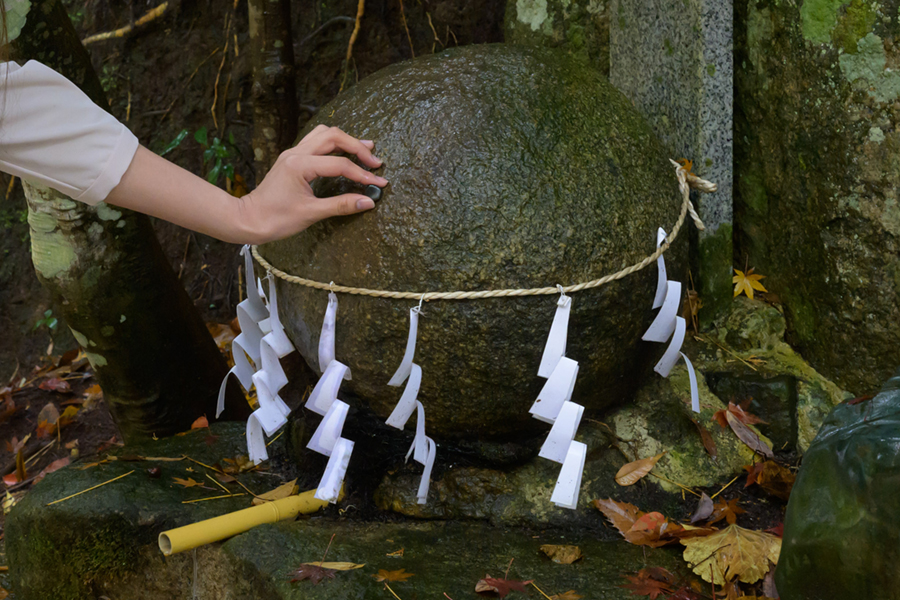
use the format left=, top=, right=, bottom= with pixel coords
left=0, top=585, right=8, bottom=599
left=744, top=461, right=795, bottom=501
left=615, top=453, right=665, bottom=486
left=725, top=411, right=774, bottom=458
left=593, top=498, right=643, bottom=535
left=172, top=477, right=204, bottom=488
left=690, top=492, right=714, bottom=523
left=475, top=575, right=532, bottom=598
left=708, top=498, right=746, bottom=526
left=372, top=568, right=414, bottom=583
left=540, top=544, right=583, bottom=564
left=251, top=479, right=298, bottom=505
left=386, top=548, right=404, bottom=558
left=551, top=591, right=583, bottom=600
left=191, top=415, right=209, bottom=429
left=681, top=524, right=781, bottom=585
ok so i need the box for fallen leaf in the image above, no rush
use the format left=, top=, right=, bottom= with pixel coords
left=58, top=405, right=79, bottom=427
left=690, top=492, right=714, bottom=523
left=290, top=563, right=336, bottom=585
left=301, top=561, right=365, bottom=571
left=713, top=402, right=767, bottom=429
left=615, top=453, right=665, bottom=486
left=33, top=457, right=70, bottom=485
left=5, top=434, right=30, bottom=454
left=372, top=569, right=414, bottom=583
left=251, top=479, right=298, bottom=505
left=733, top=268, right=767, bottom=300
left=708, top=498, right=746, bottom=526
left=475, top=575, right=532, bottom=598
left=2, top=473, right=20, bottom=487
left=191, top=415, right=209, bottom=429
left=540, top=544, right=583, bottom=564
left=550, top=591, right=583, bottom=600
left=172, top=477, right=205, bottom=488
left=594, top=498, right=713, bottom=548
left=744, top=461, right=795, bottom=501
left=38, top=378, right=71, bottom=393
left=619, top=568, right=675, bottom=599
left=681, top=524, right=781, bottom=584
left=0, top=585, right=8, bottom=599
left=766, top=523, right=784, bottom=538
left=668, top=587, right=704, bottom=600
left=82, top=383, right=103, bottom=409
left=35, top=403, right=60, bottom=439
left=725, top=411, right=774, bottom=458
left=207, top=322, right=239, bottom=350
left=762, top=560, right=779, bottom=597
left=692, top=419, right=718, bottom=460
left=386, top=548, right=405, bottom=558
left=221, top=455, right=255, bottom=473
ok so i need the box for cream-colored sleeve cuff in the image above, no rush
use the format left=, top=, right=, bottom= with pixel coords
left=75, top=126, right=140, bottom=206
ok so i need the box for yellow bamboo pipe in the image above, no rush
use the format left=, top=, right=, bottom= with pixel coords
left=159, top=489, right=330, bottom=555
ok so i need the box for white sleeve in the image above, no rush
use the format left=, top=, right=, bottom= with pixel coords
left=0, top=60, right=139, bottom=205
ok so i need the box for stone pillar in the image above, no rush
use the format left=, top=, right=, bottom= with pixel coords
left=609, top=0, right=733, bottom=321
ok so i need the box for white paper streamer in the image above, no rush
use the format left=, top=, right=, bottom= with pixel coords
left=315, top=437, right=354, bottom=503
left=250, top=375, right=288, bottom=435
left=258, top=337, right=289, bottom=394
left=216, top=335, right=257, bottom=418
left=235, top=301, right=264, bottom=363
left=318, top=292, right=338, bottom=371
left=247, top=413, right=268, bottom=465
left=654, top=316, right=687, bottom=377
left=550, top=440, right=586, bottom=509
left=652, top=228, right=668, bottom=309
left=538, top=292, right=572, bottom=378
left=241, top=245, right=269, bottom=323
left=681, top=352, right=700, bottom=413
left=308, top=400, right=349, bottom=456
left=386, top=364, right=422, bottom=429
left=529, top=357, right=579, bottom=424
left=388, top=307, right=420, bottom=386
left=405, top=401, right=429, bottom=464
left=416, top=437, right=436, bottom=505
left=263, top=274, right=294, bottom=357
left=642, top=281, right=682, bottom=343
left=305, top=360, right=351, bottom=416
left=538, top=401, right=585, bottom=464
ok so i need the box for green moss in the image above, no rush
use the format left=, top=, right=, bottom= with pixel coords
left=800, top=0, right=850, bottom=43
left=831, top=0, right=877, bottom=53
left=94, top=202, right=123, bottom=221
left=26, top=205, right=76, bottom=280
left=698, top=223, right=733, bottom=323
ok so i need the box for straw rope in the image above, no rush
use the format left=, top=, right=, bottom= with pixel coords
left=251, top=160, right=712, bottom=302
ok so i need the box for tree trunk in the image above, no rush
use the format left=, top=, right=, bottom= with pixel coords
left=14, top=0, right=247, bottom=442
left=248, top=0, right=298, bottom=179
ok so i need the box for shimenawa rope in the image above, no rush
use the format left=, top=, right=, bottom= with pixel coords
left=251, top=160, right=713, bottom=302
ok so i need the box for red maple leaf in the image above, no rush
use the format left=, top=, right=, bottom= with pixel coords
left=475, top=575, right=532, bottom=598
left=619, top=568, right=675, bottom=599
left=289, top=564, right=336, bottom=585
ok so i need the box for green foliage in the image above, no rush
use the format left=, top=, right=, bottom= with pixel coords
left=163, top=127, right=237, bottom=186
left=34, top=309, right=58, bottom=333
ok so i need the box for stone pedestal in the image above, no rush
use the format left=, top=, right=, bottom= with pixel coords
left=610, top=0, right=734, bottom=322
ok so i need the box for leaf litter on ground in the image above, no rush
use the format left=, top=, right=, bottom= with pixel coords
left=619, top=567, right=675, bottom=599
left=707, top=498, right=746, bottom=526
left=475, top=576, right=532, bottom=598
left=539, top=544, right=582, bottom=564
left=372, top=568, right=414, bottom=583
left=743, top=461, right=795, bottom=501
left=733, top=268, right=767, bottom=300
left=724, top=411, right=774, bottom=459
left=615, top=452, right=666, bottom=486
left=690, top=493, right=714, bottom=523
left=680, top=524, right=781, bottom=585
left=593, top=499, right=715, bottom=548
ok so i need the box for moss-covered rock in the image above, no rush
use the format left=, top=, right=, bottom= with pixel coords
left=504, top=0, right=610, bottom=75
left=373, top=421, right=690, bottom=527
left=777, top=367, right=900, bottom=599
left=735, top=0, right=900, bottom=394
left=261, top=44, right=687, bottom=440
left=5, top=422, right=288, bottom=600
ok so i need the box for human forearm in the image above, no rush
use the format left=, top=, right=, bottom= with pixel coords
left=105, top=127, right=387, bottom=244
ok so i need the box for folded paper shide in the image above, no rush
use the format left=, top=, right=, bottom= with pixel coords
left=217, top=161, right=712, bottom=510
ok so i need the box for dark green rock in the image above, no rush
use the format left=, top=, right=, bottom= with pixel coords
left=776, top=367, right=900, bottom=599
left=5, top=422, right=284, bottom=600
left=735, top=0, right=900, bottom=393
left=261, top=44, right=686, bottom=440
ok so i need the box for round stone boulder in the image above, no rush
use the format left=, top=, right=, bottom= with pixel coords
left=260, top=44, right=686, bottom=439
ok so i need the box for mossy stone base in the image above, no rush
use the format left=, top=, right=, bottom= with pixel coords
left=6, top=419, right=696, bottom=599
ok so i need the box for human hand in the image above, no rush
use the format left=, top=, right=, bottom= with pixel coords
left=234, top=125, right=387, bottom=244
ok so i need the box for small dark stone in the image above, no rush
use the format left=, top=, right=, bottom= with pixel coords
left=147, top=467, right=161, bottom=478
left=363, top=184, right=382, bottom=201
